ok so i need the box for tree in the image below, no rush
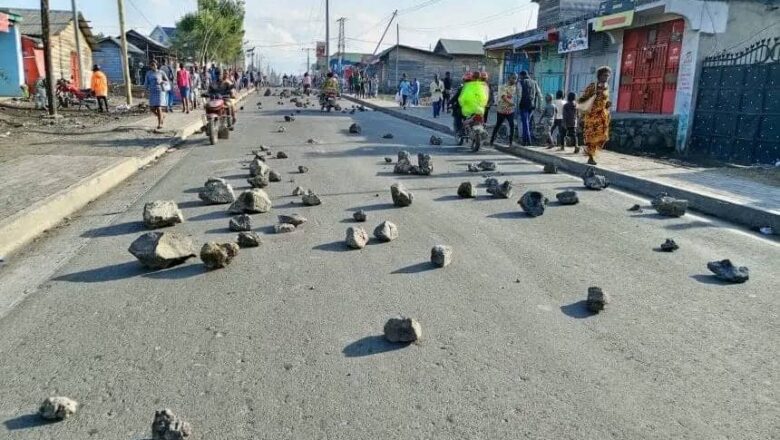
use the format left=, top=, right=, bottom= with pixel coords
left=173, top=0, right=245, bottom=65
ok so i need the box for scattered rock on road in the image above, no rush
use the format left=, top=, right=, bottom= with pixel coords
left=198, top=177, right=236, bottom=205
left=391, top=183, right=414, bottom=207
left=129, top=232, right=196, bottom=269
left=346, top=227, right=369, bottom=249
left=39, top=396, right=78, bottom=421
left=143, top=201, right=184, bottom=229
left=306, top=138, right=320, bottom=144
left=268, top=170, right=282, bottom=182
left=417, top=153, right=434, bottom=175
left=278, top=213, right=307, bottom=226
left=429, top=135, right=442, bottom=145
left=556, top=190, right=579, bottom=205
left=468, top=163, right=480, bottom=172
left=586, top=287, right=609, bottom=313
left=237, top=231, right=262, bottom=248
left=302, top=192, right=322, bottom=206
left=298, top=165, right=309, bottom=174
left=478, top=161, right=497, bottom=171
left=247, top=175, right=270, bottom=188
left=487, top=180, right=513, bottom=199
left=651, top=193, right=688, bottom=217
left=628, top=204, right=642, bottom=212
left=394, top=151, right=413, bottom=174
left=200, top=242, right=239, bottom=269
left=431, top=245, right=453, bottom=268
left=382, top=133, right=394, bottom=139
left=457, top=181, right=476, bottom=198
left=707, top=259, right=749, bottom=283
left=384, top=157, right=393, bottom=163
left=292, top=186, right=306, bottom=196
left=384, top=317, right=422, bottom=343
left=284, top=115, right=295, bottom=122
left=276, top=151, right=288, bottom=159
left=277, top=126, right=286, bottom=133
left=275, top=223, right=296, bottom=234
left=250, top=157, right=270, bottom=177
left=543, top=163, right=559, bottom=174
left=349, top=123, right=362, bottom=134
left=582, top=167, right=609, bottom=190
left=229, top=214, right=252, bottom=232
left=374, top=221, right=399, bottom=242
left=660, top=239, right=679, bottom=252
left=519, top=191, right=548, bottom=217
left=353, top=210, right=367, bottom=222
left=152, top=409, right=193, bottom=440
left=229, top=189, right=273, bottom=214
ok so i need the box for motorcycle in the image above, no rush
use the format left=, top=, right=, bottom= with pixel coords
left=202, top=93, right=234, bottom=145
left=457, top=114, right=488, bottom=152
left=320, top=92, right=339, bottom=112
left=56, top=79, right=97, bottom=110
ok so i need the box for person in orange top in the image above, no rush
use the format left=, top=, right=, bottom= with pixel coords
left=91, top=64, right=109, bottom=112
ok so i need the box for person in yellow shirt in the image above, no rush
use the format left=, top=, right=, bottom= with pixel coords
left=91, top=65, right=109, bottom=112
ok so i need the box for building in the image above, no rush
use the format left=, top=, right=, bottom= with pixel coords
left=92, top=37, right=145, bottom=85
left=125, top=29, right=173, bottom=67
left=149, top=26, right=176, bottom=46
left=0, top=10, right=24, bottom=97
left=5, top=7, right=96, bottom=89
left=330, top=52, right=371, bottom=75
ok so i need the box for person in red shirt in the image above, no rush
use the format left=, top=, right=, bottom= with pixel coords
left=176, top=63, right=191, bottom=114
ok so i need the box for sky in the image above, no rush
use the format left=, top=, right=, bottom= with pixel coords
left=3, top=0, right=538, bottom=73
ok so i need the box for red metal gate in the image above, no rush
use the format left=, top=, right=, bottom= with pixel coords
left=617, top=19, right=683, bottom=114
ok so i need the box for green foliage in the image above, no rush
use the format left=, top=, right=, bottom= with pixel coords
left=173, top=0, right=246, bottom=65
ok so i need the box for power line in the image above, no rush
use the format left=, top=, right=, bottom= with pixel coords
left=126, top=0, right=155, bottom=28
left=398, top=0, right=445, bottom=15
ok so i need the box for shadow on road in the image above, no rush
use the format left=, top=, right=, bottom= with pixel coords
left=313, top=241, right=350, bottom=253
left=433, top=195, right=463, bottom=202
left=560, top=300, right=597, bottom=319
left=189, top=211, right=228, bottom=222
left=486, top=211, right=531, bottom=220
left=3, top=414, right=58, bottom=430
left=347, top=203, right=397, bottom=212
left=342, top=335, right=411, bottom=357
left=142, top=264, right=207, bottom=280
left=392, top=261, right=437, bottom=274
left=689, top=274, right=733, bottom=285
left=53, top=261, right=145, bottom=283
left=81, top=221, right=146, bottom=238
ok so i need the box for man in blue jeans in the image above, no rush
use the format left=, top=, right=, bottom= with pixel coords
left=516, top=70, right=539, bottom=146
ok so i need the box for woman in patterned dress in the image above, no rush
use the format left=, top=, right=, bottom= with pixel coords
left=578, top=66, right=612, bottom=165
left=144, top=61, right=170, bottom=130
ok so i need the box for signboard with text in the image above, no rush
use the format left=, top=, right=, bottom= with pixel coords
left=558, top=22, right=589, bottom=54
left=598, top=0, right=635, bottom=15
left=316, top=41, right=326, bottom=58
left=594, top=10, right=634, bottom=31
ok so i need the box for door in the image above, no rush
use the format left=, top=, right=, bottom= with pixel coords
left=70, top=51, right=81, bottom=88
left=533, top=45, right=565, bottom=97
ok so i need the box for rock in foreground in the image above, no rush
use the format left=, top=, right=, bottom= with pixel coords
left=429, top=135, right=442, bottom=145
left=586, top=287, right=609, bottom=313
left=707, top=259, right=749, bottom=283
left=152, top=409, right=192, bottom=440
left=346, top=227, right=369, bottom=249
left=582, top=167, right=609, bottom=190
left=229, top=214, right=252, bottom=232
left=200, top=242, right=239, bottom=269
left=478, top=161, right=497, bottom=171
left=556, top=190, right=579, bottom=205
left=229, top=189, right=272, bottom=214
left=278, top=214, right=307, bottom=226
left=39, top=396, right=78, bottom=421
left=652, top=193, right=688, bottom=217
left=246, top=175, right=270, bottom=188
left=660, top=239, right=679, bottom=252
left=237, top=232, right=262, bottom=248
left=519, top=191, right=548, bottom=217
left=431, top=245, right=453, bottom=268
left=349, top=123, right=362, bottom=134
left=129, top=232, right=196, bottom=269
left=487, top=180, right=513, bottom=199
left=374, top=221, right=399, bottom=242
left=143, top=201, right=184, bottom=229
left=384, top=317, right=422, bottom=343
left=391, top=183, right=414, bottom=207
left=198, top=178, right=235, bottom=205
left=302, top=192, right=322, bottom=206
left=275, top=223, right=296, bottom=234
left=457, top=182, right=476, bottom=198
left=353, top=210, right=367, bottom=222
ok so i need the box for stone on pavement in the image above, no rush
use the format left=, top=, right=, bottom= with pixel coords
left=278, top=214, right=307, bottom=226
left=302, top=192, right=322, bottom=206
left=198, top=177, right=236, bottom=205
left=628, top=204, right=642, bottom=212
left=431, top=245, right=453, bottom=267
left=200, top=242, right=239, bottom=270
left=276, top=151, right=288, bottom=159
left=382, top=133, right=394, bottom=139
left=556, top=190, right=579, bottom=205
left=660, top=239, right=679, bottom=252
left=229, top=214, right=252, bottom=232
left=228, top=189, right=273, bottom=214
left=582, top=167, right=609, bottom=190
left=39, top=396, right=78, bottom=421
left=284, top=115, right=295, bottom=122
left=652, top=193, right=689, bottom=217
left=457, top=181, right=476, bottom=198
left=249, top=157, right=270, bottom=177
left=707, top=259, right=749, bottom=283
left=143, top=201, right=184, bottom=229
left=468, top=163, right=479, bottom=172
left=374, top=221, right=399, bottom=242
left=586, top=287, right=609, bottom=313
left=519, top=191, right=548, bottom=217
left=487, top=180, right=513, bottom=199
left=275, top=223, right=296, bottom=234
left=277, top=126, right=286, bottom=133
left=236, top=231, right=262, bottom=248
left=349, top=123, right=362, bottom=134
left=246, top=175, right=270, bottom=188
left=298, top=165, right=309, bottom=174
left=353, top=210, right=367, bottom=222
left=384, top=157, right=393, bottom=163
left=152, top=409, right=193, bottom=440
left=268, top=170, right=282, bottom=182
left=346, top=227, right=369, bottom=249
left=129, top=232, right=196, bottom=270
left=383, top=317, right=422, bottom=343
left=391, top=183, right=414, bottom=207
left=292, top=186, right=306, bottom=196
left=478, top=161, right=497, bottom=171
left=429, top=135, right=442, bottom=145
left=417, top=153, right=434, bottom=175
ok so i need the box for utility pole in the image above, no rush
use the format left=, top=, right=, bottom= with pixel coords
left=40, top=0, right=57, bottom=116
left=117, top=0, right=133, bottom=105
left=325, top=0, right=330, bottom=72
left=395, top=23, right=400, bottom=86
left=336, top=17, right=346, bottom=75
left=301, top=48, right=312, bottom=73
left=372, top=10, right=397, bottom=56
left=70, top=0, right=84, bottom=87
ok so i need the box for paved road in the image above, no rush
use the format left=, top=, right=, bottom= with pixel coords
left=0, top=93, right=778, bottom=440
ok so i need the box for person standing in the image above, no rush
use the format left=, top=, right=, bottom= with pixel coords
left=144, top=61, right=169, bottom=129
left=516, top=70, right=539, bottom=146
left=176, top=63, right=191, bottom=114
left=161, top=62, right=175, bottom=113
left=411, top=77, right=421, bottom=106
left=430, top=74, right=444, bottom=118
left=578, top=66, right=612, bottom=165
left=90, top=64, right=109, bottom=113
left=552, top=90, right=565, bottom=147
left=189, top=65, right=201, bottom=110
left=490, top=73, right=517, bottom=147
left=398, top=74, right=411, bottom=109
left=371, top=75, right=379, bottom=98
left=562, top=92, right=579, bottom=153
left=442, top=71, right=452, bottom=113
left=540, top=94, right=557, bottom=147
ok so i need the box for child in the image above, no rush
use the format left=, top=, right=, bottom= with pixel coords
left=563, top=92, right=579, bottom=153
left=540, top=94, right=557, bottom=148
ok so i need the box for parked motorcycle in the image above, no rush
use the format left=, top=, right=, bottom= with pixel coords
left=457, top=115, right=488, bottom=152
left=202, top=93, right=234, bottom=145
left=56, top=79, right=97, bottom=110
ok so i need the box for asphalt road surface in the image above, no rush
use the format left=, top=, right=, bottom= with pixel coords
left=0, top=93, right=778, bottom=440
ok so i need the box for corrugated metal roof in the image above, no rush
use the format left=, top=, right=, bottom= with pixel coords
left=3, top=8, right=97, bottom=49
left=96, top=37, right=144, bottom=55
left=435, top=39, right=485, bottom=55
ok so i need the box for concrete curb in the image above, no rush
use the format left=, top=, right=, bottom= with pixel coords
left=344, top=95, right=778, bottom=232
left=0, top=91, right=253, bottom=259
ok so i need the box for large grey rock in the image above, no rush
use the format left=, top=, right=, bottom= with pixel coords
left=298, top=165, right=309, bottom=174
left=660, top=239, right=679, bottom=252
left=302, top=192, right=322, bottom=206
left=349, top=123, right=362, bottom=134
left=556, top=190, right=579, bottom=205
left=707, top=259, right=749, bottom=283
left=487, top=180, right=513, bottom=199
left=274, top=223, right=296, bottom=234
left=394, top=151, right=413, bottom=174
left=152, top=409, right=192, bottom=440
left=292, top=186, right=307, bottom=196
left=457, top=182, right=476, bottom=198
left=429, top=135, right=442, bottom=145
left=200, top=242, right=239, bottom=270
left=246, top=175, right=270, bottom=188
left=519, top=191, right=548, bottom=217
left=229, top=214, right=252, bottom=232
left=39, top=396, right=78, bottom=420
left=384, top=157, right=393, bottom=163
left=346, top=227, right=369, bottom=249
left=249, top=158, right=270, bottom=177
left=353, top=210, right=367, bottom=222
left=582, top=167, right=609, bottom=190
left=143, top=201, right=184, bottom=229
left=417, top=153, right=433, bottom=175
left=268, top=170, right=282, bottom=182
left=478, top=161, right=497, bottom=171
left=382, top=133, right=394, bottom=139
left=263, top=88, right=272, bottom=96
left=391, top=183, right=413, bottom=207
left=652, top=193, right=688, bottom=217
left=236, top=232, right=262, bottom=248
left=484, top=177, right=499, bottom=190
left=129, top=232, right=196, bottom=269
left=374, top=221, right=399, bottom=242
left=198, top=178, right=235, bottom=205
left=586, top=287, right=609, bottom=313
left=278, top=214, right=307, bottom=226
left=229, top=189, right=272, bottom=214
left=383, top=317, right=422, bottom=343
left=431, top=245, right=452, bottom=268
left=276, top=151, right=288, bottom=159
left=468, top=163, right=480, bottom=172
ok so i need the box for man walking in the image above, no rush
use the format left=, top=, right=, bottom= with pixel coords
left=490, top=73, right=516, bottom=147
left=398, top=74, right=411, bottom=110
left=516, top=70, right=539, bottom=146
left=90, top=64, right=109, bottom=113
left=442, top=71, right=452, bottom=113
left=430, top=74, right=444, bottom=118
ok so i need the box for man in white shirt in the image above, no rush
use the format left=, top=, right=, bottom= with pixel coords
left=429, top=74, right=445, bottom=118
left=551, top=90, right=566, bottom=148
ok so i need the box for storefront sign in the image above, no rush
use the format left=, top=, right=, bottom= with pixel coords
left=558, top=22, right=588, bottom=54
left=0, top=13, right=10, bottom=33
left=598, top=0, right=635, bottom=15
left=315, top=41, right=326, bottom=58
left=594, top=10, right=634, bottom=31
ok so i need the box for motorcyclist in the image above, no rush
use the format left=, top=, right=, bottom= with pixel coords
left=320, top=72, right=340, bottom=108
left=458, top=71, right=489, bottom=122
left=209, top=71, right=238, bottom=124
